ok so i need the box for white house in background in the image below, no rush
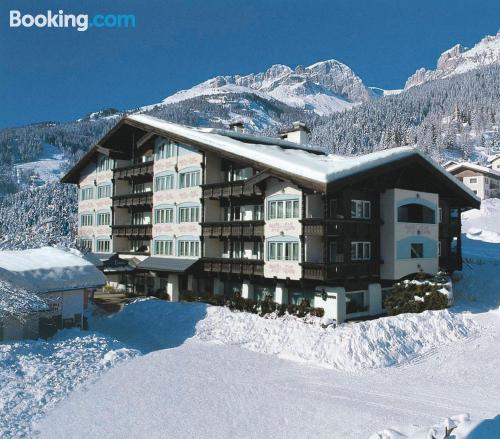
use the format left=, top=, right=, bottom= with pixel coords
left=488, top=154, right=500, bottom=171
left=0, top=247, right=106, bottom=341
left=445, top=162, right=500, bottom=200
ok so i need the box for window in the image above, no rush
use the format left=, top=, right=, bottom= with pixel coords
left=232, top=167, right=253, bottom=181
left=179, top=170, right=200, bottom=188
left=80, top=214, right=93, bottom=227
left=450, top=208, right=460, bottom=220
left=438, top=207, right=443, bottom=223
left=80, top=187, right=93, bottom=201
left=267, top=241, right=299, bottom=261
left=179, top=206, right=200, bottom=223
left=130, top=239, right=149, bottom=252
left=97, top=185, right=112, bottom=199
left=351, top=242, right=371, bottom=261
left=224, top=206, right=241, bottom=221
left=154, top=208, right=174, bottom=224
left=132, top=212, right=149, bottom=225
left=329, top=241, right=344, bottom=263
left=410, top=243, right=424, bottom=259
left=79, top=238, right=92, bottom=251
left=133, top=183, right=149, bottom=194
left=155, top=174, right=174, bottom=191
left=97, top=157, right=113, bottom=172
left=154, top=240, right=173, bottom=255
left=253, top=205, right=264, bottom=220
left=351, top=200, right=371, bottom=219
left=346, top=292, right=366, bottom=314
left=97, top=212, right=111, bottom=226
left=267, top=199, right=299, bottom=219
left=233, top=241, right=243, bottom=258
left=96, top=239, right=111, bottom=253
left=156, top=141, right=176, bottom=160
left=252, top=241, right=264, bottom=258
left=397, top=203, right=435, bottom=224
left=469, top=178, right=478, bottom=184
left=178, top=240, right=200, bottom=257
left=438, top=241, right=442, bottom=257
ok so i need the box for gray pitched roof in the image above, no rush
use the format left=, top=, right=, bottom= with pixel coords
left=136, top=257, right=198, bottom=272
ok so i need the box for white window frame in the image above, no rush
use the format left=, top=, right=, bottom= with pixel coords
left=178, top=206, right=200, bottom=223
left=154, top=208, right=174, bottom=224
left=96, top=239, right=111, bottom=253
left=80, top=238, right=92, bottom=251
left=156, top=141, right=176, bottom=160
left=155, top=174, right=174, bottom=192
left=179, top=170, right=201, bottom=189
left=351, top=241, right=371, bottom=261
left=80, top=214, right=93, bottom=227
left=351, top=200, right=371, bottom=219
left=267, top=199, right=299, bottom=220
left=96, top=212, right=111, bottom=226
left=178, top=240, right=200, bottom=257
left=97, top=185, right=112, bottom=199
left=154, top=240, right=173, bottom=255
left=267, top=241, right=299, bottom=261
left=80, top=187, right=94, bottom=201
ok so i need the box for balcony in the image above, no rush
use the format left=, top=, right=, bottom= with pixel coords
left=202, top=257, right=264, bottom=276
left=201, top=181, right=263, bottom=199
left=114, top=161, right=154, bottom=180
left=111, top=224, right=152, bottom=238
left=302, top=218, right=379, bottom=237
left=301, top=261, right=379, bottom=281
left=112, top=192, right=153, bottom=208
left=202, top=220, right=265, bottom=238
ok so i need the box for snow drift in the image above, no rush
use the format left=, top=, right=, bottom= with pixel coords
left=95, top=298, right=476, bottom=371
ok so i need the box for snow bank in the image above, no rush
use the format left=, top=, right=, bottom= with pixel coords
left=462, top=198, right=500, bottom=243
left=0, top=330, right=138, bottom=437
left=370, top=413, right=500, bottom=438
left=94, top=299, right=475, bottom=371
left=195, top=306, right=475, bottom=371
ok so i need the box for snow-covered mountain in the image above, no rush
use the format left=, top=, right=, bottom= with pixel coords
left=143, top=60, right=372, bottom=117
left=405, top=30, right=500, bottom=89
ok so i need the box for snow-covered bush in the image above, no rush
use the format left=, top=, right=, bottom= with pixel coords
left=384, top=279, right=448, bottom=316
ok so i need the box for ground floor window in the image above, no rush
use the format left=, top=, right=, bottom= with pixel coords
left=154, top=240, right=173, bottom=255
left=410, top=243, right=424, bottom=258
left=79, top=238, right=92, bottom=251
left=346, top=291, right=367, bottom=314
left=254, top=285, right=274, bottom=301
left=179, top=240, right=200, bottom=257
left=96, top=239, right=111, bottom=253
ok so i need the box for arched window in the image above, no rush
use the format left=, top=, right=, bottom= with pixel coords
left=397, top=203, right=435, bottom=224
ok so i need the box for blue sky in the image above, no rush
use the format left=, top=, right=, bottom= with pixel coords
left=1, top=0, right=500, bottom=128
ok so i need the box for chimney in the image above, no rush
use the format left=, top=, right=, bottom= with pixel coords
left=279, top=121, right=310, bottom=145
left=229, top=121, right=244, bottom=133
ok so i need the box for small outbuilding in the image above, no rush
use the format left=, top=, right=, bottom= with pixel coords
left=0, top=247, right=106, bottom=341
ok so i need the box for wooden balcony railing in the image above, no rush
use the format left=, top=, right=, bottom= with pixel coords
left=301, top=218, right=379, bottom=237
left=202, top=258, right=264, bottom=276
left=112, top=192, right=153, bottom=208
left=113, top=161, right=154, bottom=179
left=202, top=220, right=265, bottom=238
left=301, top=260, right=379, bottom=281
left=201, top=181, right=263, bottom=199
left=111, top=224, right=152, bottom=238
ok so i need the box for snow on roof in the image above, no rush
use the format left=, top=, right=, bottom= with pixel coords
left=487, top=153, right=500, bottom=163
left=0, top=280, right=49, bottom=316
left=0, top=247, right=106, bottom=294
left=127, top=114, right=479, bottom=202
left=447, top=162, right=500, bottom=178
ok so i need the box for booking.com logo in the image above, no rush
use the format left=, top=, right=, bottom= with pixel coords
left=9, top=10, right=136, bottom=32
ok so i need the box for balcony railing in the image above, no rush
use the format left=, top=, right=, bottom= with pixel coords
left=201, top=181, right=263, bottom=199
left=301, top=261, right=379, bottom=281
left=301, top=218, right=379, bottom=237
left=202, top=220, right=265, bottom=238
left=112, top=192, right=153, bottom=208
left=202, top=257, right=264, bottom=276
left=114, top=161, right=154, bottom=179
left=111, top=224, right=152, bottom=238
